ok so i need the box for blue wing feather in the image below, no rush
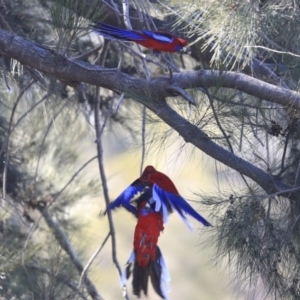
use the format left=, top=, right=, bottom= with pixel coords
left=161, top=202, right=169, bottom=224
left=164, top=191, right=211, bottom=227
left=154, top=184, right=193, bottom=230
left=105, top=179, right=145, bottom=214
left=93, top=23, right=145, bottom=41
left=152, top=185, right=169, bottom=224
left=142, top=30, right=174, bottom=44
left=152, top=184, right=211, bottom=227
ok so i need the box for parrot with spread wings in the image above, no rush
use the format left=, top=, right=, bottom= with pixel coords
left=122, top=188, right=170, bottom=299
left=106, top=165, right=211, bottom=230
left=93, top=22, right=188, bottom=53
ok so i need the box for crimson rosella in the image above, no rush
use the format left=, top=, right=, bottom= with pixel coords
left=122, top=188, right=170, bottom=299
left=106, top=165, right=211, bottom=229
left=92, top=22, right=188, bottom=53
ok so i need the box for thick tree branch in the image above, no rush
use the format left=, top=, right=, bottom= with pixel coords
left=38, top=206, right=103, bottom=300
left=150, top=100, right=292, bottom=195
left=0, top=30, right=300, bottom=110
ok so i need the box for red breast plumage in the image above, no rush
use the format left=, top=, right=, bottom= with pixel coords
left=122, top=190, right=170, bottom=299
left=134, top=200, right=164, bottom=268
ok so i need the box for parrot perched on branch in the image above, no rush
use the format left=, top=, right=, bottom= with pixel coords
left=92, top=22, right=188, bottom=53
left=106, top=165, right=211, bottom=229
left=122, top=188, right=170, bottom=299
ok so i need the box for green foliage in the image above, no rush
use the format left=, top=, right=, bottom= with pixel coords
left=0, top=75, right=99, bottom=298
left=202, top=189, right=300, bottom=299
left=0, top=243, right=84, bottom=300
left=172, top=0, right=300, bottom=70
left=49, top=0, right=103, bottom=53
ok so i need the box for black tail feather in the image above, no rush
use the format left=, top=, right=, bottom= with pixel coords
left=131, top=246, right=167, bottom=299
left=150, top=247, right=166, bottom=299
left=132, top=260, right=150, bottom=298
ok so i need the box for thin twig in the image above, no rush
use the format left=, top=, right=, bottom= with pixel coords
left=94, top=87, right=128, bottom=300
left=206, top=89, right=234, bottom=153
left=258, top=184, right=300, bottom=201
left=119, top=5, right=150, bottom=179
left=140, top=105, right=146, bottom=174
left=114, top=92, right=125, bottom=113
left=72, top=44, right=103, bottom=61
left=293, top=161, right=300, bottom=186
left=245, top=44, right=300, bottom=59
left=25, top=263, right=89, bottom=300
left=0, top=83, right=43, bottom=158
left=246, top=114, right=265, bottom=147
left=1, top=56, right=10, bottom=90
left=3, top=80, right=35, bottom=200
left=205, top=89, right=252, bottom=189
left=50, top=156, right=98, bottom=207
left=144, top=0, right=161, bottom=16
left=280, top=120, right=295, bottom=174
left=23, top=156, right=98, bottom=264
left=99, top=98, right=114, bottom=136
left=94, top=36, right=127, bottom=295
left=122, top=0, right=131, bottom=29
left=104, top=0, right=122, bottom=17
left=132, top=0, right=144, bottom=23
left=33, top=97, right=72, bottom=192
left=93, top=39, right=110, bottom=65
left=78, top=231, right=111, bottom=287
left=0, top=12, right=13, bottom=33
left=11, top=93, right=52, bottom=133
left=237, top=92, right=245, bottom=151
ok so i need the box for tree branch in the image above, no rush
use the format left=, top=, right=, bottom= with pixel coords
left=94, top=87, right=129, bottom=299
left=38, top=206, right=103, bottom=300
left=0, top=30, right=300, bottom=110
left=149, top=100, right=292, bottom=195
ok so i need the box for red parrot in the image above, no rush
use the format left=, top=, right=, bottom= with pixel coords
left=122, top=188, right=170, bottom=299
left=92, top=22, right=188, bottom=53
left=106, top=165, right=211, bottom=229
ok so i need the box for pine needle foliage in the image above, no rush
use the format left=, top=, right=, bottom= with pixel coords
left=49, top=0, right=103, bottom=53
left=202, top=187, right=300, bottom=300
left=171, top=0, right=300, bottom=70
left=0, top=77, right=99, bottom=299
left=163, top=65, right=299, bottom=299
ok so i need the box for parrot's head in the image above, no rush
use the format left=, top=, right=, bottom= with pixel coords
left=178, top=38, right=188, bottom=47
left=175, top=38, right=188, bottom=52
left=140, top=165, right=156, bottom=183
